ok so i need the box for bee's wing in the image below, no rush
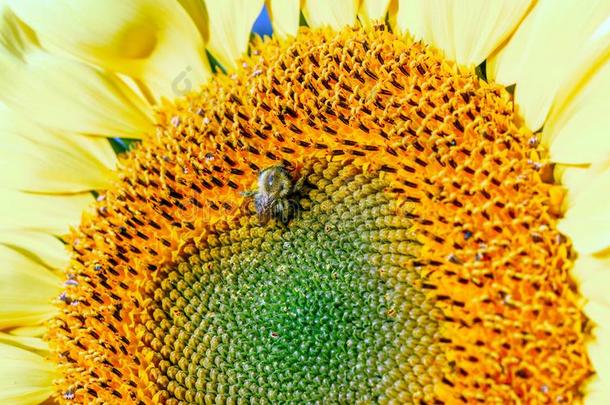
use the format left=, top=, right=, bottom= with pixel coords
left=293, top=175, right=306, bottom=193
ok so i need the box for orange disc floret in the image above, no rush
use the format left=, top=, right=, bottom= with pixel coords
left=48, top=24, right=591, bottom=403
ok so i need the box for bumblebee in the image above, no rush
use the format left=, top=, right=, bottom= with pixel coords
left=242, top=165, right=305, bottom=225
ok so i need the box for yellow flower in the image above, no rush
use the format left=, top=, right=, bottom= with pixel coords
left=1, top=0, right=609, bottom=403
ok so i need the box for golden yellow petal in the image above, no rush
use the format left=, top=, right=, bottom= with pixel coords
left=558, top=167, right=610, bottom=254
left=266, top=0, right=300, bottom=38
left=386, top=0, right=399, bottom=30
left=205, top=0, right=264, bottom=70
left=0, top=105, right=117, bottom=193
left=358, top=0, right=392, bottom=26
left=302, top=0, right=360, bottom=30
left=7, top=0, right=211, bottom=99
left=0, top=343, right=57, bottom=404
left=396, top=0, right=533, bottom=66
left=0, top=49, right=153, bottom=138
left=543, top=48, right=610, bottom=165
left=0, top=190, right=92, bottom=235
left=0, top=245, right=61, bottom=329
left=0, top=230, right=68, bottom=271
left=488, top=0, right=610, bottom=130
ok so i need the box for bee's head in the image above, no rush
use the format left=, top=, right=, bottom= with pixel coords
left=258, top=165, right=292, bottom=197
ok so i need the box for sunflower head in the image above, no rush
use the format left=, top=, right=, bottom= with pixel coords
left=1, top=1, right=609, bottom=404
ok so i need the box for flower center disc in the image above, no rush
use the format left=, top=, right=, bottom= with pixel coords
left=147, top=162, right=439, bottom=403
left=51, top=24, right=592, bottom=404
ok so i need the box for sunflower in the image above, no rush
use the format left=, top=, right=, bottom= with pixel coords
left=1, top=0, right=609, bottom=403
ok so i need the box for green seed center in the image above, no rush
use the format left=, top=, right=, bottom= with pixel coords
left=146, top=164, right=442, bottom=403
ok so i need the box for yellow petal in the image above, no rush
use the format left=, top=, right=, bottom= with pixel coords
left=572, top=254, right=610, bottom=309
left=586, top=301, right=610, bottom=332
left=584, top=305, right=610, bottom=403
left=396, top=0, right=533, bottom=66
left=543, top=49, right=610, bottom=165
left=0, top=49, right=153, bottom=138
left=0, top=245, right=61, bottom=329
left=587, top=324, right=610, bottom=403
left=205, top=0, right=264, bottom=70
left=0, top=5, right=36, bottom=57
left=0, top=190, right=92, bottom=235
left=0, top=105, right=117, bottom=193
left=0, top=230, right=69, bottom=271
left=0, top=343, right=57, bottom=404
left=302, top=0, right=360, bottom=30
left=266, top=0, right=300, bottom=38
left=0, top=333, right=49, bottom=354
left=178, top=0, right=210, bottom=43
left=359, top=0, right=392, bottom=26
left=0, top=326, right=50, bottom=356
left=386, top=0, right=399, bottom=30
left=0, top=133, right=116, bottom=192
left=557, top=162, right=610, bottom=208
left=8, top=0, right=211, bottom=99
left=488, top=0, right=610, bottom=130
left=558, top=167, right=610, bottom=254
left=9, top=325, right=48, bottom=338
left=0, top=3, right=151, bottom=136
left=584, top=375, right=610, bottom=404
left=575, top=250, right=610, bottom=404
left=395, top=0, right=428, bottom=43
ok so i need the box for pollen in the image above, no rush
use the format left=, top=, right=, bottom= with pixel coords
left=49, top=24, right=592, bottom=403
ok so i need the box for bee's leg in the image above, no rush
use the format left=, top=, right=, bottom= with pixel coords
left=277, top=199, right=292, bottom=224
left=275, top=200, right=285, bottom=224
left=293, top=175, right=307, bottom=194
left=287, top=198, right=300, bottom=221
left=240, top=190, right=256, bottom=197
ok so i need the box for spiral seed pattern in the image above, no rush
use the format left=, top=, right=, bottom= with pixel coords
left=50, top=24, right=591, bottom=404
